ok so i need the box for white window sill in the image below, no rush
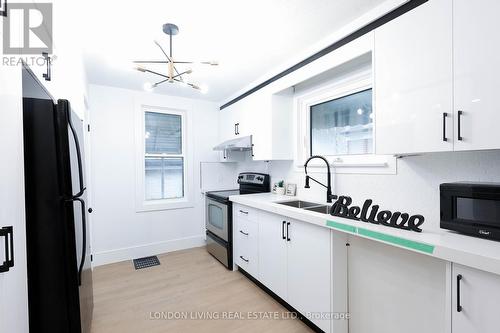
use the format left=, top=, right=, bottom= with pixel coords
left=136, top=198, right=194, bottom=212
left=296, top=154, right=397, bottom=175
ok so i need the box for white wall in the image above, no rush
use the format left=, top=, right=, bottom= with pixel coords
left=88, top=84, right=220, bottom=266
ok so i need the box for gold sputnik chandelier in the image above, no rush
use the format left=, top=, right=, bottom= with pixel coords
left=134, top=23, right=218, bottom=93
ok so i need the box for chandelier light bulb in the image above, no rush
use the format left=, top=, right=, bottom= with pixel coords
left=143, top=82, right=154, bottom=91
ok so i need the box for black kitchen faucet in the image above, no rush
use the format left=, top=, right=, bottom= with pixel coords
left=304, top=155, right=337, bottom=203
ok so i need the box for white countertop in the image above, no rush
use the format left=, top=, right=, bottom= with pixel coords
left=229, top=193, right=500, bottom=276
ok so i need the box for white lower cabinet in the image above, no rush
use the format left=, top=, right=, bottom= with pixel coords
left=234, top=205, right=343, bottom=333
left=452, top=264, right=500, bottom=333
left=348, top=236, right=448, bottom=333
left=286, top=218, right=333, bottom=333
left=257, top=212, right=287, bottom=299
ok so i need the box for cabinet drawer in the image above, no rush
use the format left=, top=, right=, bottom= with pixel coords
left=236, top=237, right=258, bottom=276
left=236, top=218, right=258, bottom=239
left=234, top=205, right=258, bottom=221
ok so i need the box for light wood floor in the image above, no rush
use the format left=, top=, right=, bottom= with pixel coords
left=91, top=247, right=312, bottom=333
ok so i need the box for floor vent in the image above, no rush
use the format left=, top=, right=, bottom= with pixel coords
left=133, top=256, right=160, bottom=270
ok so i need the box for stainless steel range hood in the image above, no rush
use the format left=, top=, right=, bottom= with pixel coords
left=213, top=135, right=252, bottom=152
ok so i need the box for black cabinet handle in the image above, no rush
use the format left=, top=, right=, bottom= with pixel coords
left=239, top=230, right=249, bottom=236
left=0, top=226, right=14, bottom=273
left=282, top=221, right=286, bottom=240
left=235, top=123, right=240, bottom=136
left=458, top=111, right=463, bottom=141
left=42, top=52, right=51, bottom=81
left=239, top=210, right=248, bottom=215
left=239, top=255, right=249, bottom=263
left=457, top=274, right=463, bottom=312
left=286, top=222, right=291, bottom=241
left=442, top=112, right=448, bottom=142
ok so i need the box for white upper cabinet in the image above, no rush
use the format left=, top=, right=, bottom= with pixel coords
left=219, top=105, right=239, bottom=142
left=452, top=264, right=500, bottom=333
left=375, top=0, right=453, bottom=155
left=453, top=0, right=500, bottom=151
left=218, top=89, right=293, bottom=161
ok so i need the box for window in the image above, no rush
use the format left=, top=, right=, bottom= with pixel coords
left=295, top=66, right=396, bottom=175
left=135, top=104, right=193, bottom=211
left=310, top=89, right=373, bottom=156
left=144, top=112, right=184, bottom=200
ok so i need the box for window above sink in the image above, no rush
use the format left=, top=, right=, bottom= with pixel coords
left=293, top=53, right=396, bottom=175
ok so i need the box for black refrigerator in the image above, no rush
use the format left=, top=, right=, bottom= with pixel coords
left=22, top=64, right=93, bottom=332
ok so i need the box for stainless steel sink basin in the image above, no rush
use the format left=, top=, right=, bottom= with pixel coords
left=277, top=200, right=322, bottom=209
left=303, top=205, right=331, bottom=214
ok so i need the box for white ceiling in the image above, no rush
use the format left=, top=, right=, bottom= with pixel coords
left=82, top=0, right=385, bottom=103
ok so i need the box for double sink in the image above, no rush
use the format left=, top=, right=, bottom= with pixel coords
left=277, top=200, right=331, bottom=214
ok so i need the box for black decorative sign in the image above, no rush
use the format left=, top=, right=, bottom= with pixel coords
left=330, top=196, right=425, bottom=232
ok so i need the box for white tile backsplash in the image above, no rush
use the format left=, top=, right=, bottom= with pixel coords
left=236, top=150, right=500, bottom=232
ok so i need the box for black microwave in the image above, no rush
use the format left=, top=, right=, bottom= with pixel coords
left=441, top=182, right=500, bottom=241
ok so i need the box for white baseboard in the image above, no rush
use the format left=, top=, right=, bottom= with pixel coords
left=92, top=235, right=206, bottom=267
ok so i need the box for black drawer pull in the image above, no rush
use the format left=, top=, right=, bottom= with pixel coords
left=282, top=221, right=286, bottom=240
left=239, top=230, right=249, bottom=236
left=286, top=222, right=291, bottom=241
left=239, top=210, right=248, bottom=215
left=239, top=256, right=249, bottom=263
left=0, top=226, right=14, bottom=273
left=457, top=274, right=463, bottom=312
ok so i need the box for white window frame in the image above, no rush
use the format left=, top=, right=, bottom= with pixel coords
left=294, top=68, right=396, bottom=174
left=135, top=104, right=194, bottom=212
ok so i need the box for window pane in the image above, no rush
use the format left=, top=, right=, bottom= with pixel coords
left=310, top=89, right=373, bottom=156
left=145, top=112, right=182, bottom=154
left=145, top=157, right=184, bottom=200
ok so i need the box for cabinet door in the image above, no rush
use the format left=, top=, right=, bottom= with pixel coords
left=287, top=219, right=331, bottom=333
left=258, top=212, right=287, bottom=300
left=453, top=0, right=500, bottom=151
left=452, top=264, right=500, bottom=333
left=0, top=64, right=29, bottom=332
left=348, top=237, right=447, bottom=333
left=219, top=107, right=237, bottom=142
left=375, top=0, right=453, bottom=155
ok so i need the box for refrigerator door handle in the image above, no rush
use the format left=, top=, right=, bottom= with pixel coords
left=65, top=102, right=86, bottom=199
left=72, top=198, right=87, bottom=286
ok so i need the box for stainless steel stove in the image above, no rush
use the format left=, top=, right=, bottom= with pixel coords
left=205, top=173, right=270, bottom=269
